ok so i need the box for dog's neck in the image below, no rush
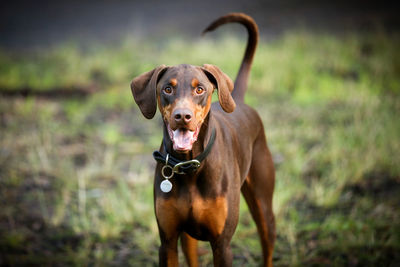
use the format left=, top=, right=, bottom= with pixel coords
left=162, top=112, right=213, bottom=161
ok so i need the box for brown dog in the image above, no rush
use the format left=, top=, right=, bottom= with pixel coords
left=131, top=13, right=275, bottom=267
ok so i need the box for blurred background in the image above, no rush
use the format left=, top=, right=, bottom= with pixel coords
left=1, top=0, right=399, bottom=266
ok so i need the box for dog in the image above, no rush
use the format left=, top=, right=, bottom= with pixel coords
left=130, top=13, right=275, bottom=267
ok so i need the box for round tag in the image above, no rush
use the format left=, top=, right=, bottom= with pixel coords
left=160, top=180, right=172, bottom=193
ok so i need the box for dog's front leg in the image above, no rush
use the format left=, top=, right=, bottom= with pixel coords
left=159, top=232, right=179, bottom=267
left=156, top=194, right=181, bottom=266
left=211, top=238, right=233, bottom=267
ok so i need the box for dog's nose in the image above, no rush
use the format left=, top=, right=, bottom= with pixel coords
left=173, top=108, right=193, bottom=124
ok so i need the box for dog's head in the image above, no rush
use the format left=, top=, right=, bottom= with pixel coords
left=131, top=64, right=235, bottom=152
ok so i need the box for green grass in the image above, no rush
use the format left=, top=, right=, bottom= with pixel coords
left=0, top=30, right=399, bottom=266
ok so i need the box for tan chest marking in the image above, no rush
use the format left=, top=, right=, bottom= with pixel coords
left=156, top=197, right=188, bottom=238
left=155, top=196, right=228, bottom=238
left=191, top=196, right=228, bottom=236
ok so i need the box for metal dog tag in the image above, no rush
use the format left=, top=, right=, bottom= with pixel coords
left=160, top=179, right=172, bottom=193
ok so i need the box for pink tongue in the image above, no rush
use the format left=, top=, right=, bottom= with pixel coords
left=173, top=129, right=195, bottom=151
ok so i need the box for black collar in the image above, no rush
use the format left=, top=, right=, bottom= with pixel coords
left=153, top=128, right=216, bottom=175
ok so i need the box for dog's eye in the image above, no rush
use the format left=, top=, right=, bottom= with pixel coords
left=195, top=86, right=205, bottom=95
left=163, top=86, right=173, bottom=95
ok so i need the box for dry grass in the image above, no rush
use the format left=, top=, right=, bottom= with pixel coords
left=0, top=31, right=399, bottom=266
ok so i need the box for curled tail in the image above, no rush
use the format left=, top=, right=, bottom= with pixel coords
left=202, top=13, right=259, bottom=102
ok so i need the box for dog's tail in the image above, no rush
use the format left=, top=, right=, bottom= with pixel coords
left=202, top=13, right=258, bottom=102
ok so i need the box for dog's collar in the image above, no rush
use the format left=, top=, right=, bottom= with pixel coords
left=153, top=128, right=216, bottom=176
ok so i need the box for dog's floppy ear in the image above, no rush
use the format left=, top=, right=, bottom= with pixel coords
left=130, top=65, right=168, bottom=119
left=202, top=64, right=236, bottom=113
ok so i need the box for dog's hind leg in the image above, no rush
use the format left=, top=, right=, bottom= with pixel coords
left=181, top=232, right=199, bottom=267
left=241, top=131, right=276, bottom=267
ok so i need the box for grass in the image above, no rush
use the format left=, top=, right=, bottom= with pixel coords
left=0, top=30, right=399, bottom=266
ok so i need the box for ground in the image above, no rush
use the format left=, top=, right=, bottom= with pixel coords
left=0, top=27, right=400, bottom=266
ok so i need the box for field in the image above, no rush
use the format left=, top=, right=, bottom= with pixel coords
left=0, top=30, right=399, bottom=266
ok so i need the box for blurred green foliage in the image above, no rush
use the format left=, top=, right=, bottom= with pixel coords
left=0, top=31, right=399, bottom=266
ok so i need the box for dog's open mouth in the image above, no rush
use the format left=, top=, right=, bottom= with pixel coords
left=167, top=124, right=200, bottom=152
